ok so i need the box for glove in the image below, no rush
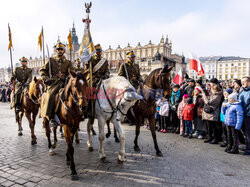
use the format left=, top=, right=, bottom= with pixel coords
left=24, top=83, right=29, bottom=87
left=44, top=79, right=53, bottom=86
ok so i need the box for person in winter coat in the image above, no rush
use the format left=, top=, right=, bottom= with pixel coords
left=155, top=101, right=161, bottom=131
left=183, top=79, right=195, bottom=97
left=202, top=85, right=223, bottom=144
left=193, top=87, right=205, bottom=139
left=157, top=97, right=170, bottom=133
left=220, top=88, right=233, bottom=147
left=170, top=84, right=181, bottom=133
left=182, top=97, right=195, bottom=138
left=177, top=94, right=189, bottom=136
left=222, top=93, right=244, bottom=154
left=239, top=76, right=250, bottom=155
left=232, top=79, right=242, bottom=94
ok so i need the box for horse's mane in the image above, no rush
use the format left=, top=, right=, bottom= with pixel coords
left=144, top=68, right=161, bottom=84
left=103, top=76, right=133, bottom=91
left=29, top=80, right=36, bottom=98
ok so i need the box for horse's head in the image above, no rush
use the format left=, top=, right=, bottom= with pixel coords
left=29, top=77, right=45, bottom=101
left=156, top=65, right=173, bottom=97
left=65, top=71, right=88, bottom=112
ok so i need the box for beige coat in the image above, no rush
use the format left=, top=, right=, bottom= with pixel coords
left=202, top=91, right=223, bottom=121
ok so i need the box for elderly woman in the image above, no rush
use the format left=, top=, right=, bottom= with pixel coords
left=202, top=85, right=223, bottom=144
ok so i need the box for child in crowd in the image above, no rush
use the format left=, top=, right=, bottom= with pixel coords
left=170, top=84, right=181, bottom=133
left=177, top=94, right=189, bottom=136
left=155, top=100, right=161, bottom=131
left=220, top=88, right=233, bottom=147
left=222, top=93, right=244, bottom=154
left=182, top=97, right=195, bottom=138
left=156, top=97, right=169, bottom=133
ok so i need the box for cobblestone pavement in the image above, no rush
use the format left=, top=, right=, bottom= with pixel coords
left=0, top=103, right=250, bottom=187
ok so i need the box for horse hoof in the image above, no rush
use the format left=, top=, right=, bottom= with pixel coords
left=156, top=151, right=163, bottom=157
left=71, top=174, right=79, bottom=181
left=92, top=130, right=96, bottom=136
left=117, top=159, right=124, bottom=165
left=75, top=139, right=80, bottom=144
left=18, top=132, right=23, bottom=136
left=115, top=138, right=120, bottom=143
left=88, top=147, right=94, bottom=152
left=31, top=140, right=37, bottom=145
left=100, top=157, right=107, bottom=163
left=52, top=144, right=57, bottom=149
left=106, top=133, right=110, bottom=138
left=49, top=149, right=56, bottom=156
left=134, top=147, right=141, bottom=152
left=66, top=161, right=70, bottom=166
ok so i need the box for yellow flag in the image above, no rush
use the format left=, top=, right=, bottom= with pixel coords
left=67, top=31, right=72, bottom=52
left=79, top=20, right=95, bottom=56
left=8, top=24, right=13, bottom=51
left=38, top=27, right=43, bottom=51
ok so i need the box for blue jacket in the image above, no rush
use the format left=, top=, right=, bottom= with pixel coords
left=239, top=87, right=250, bottom=117
left=220, top=99, right=228, bottom=123
left=222, top=101, right=244, bottom=130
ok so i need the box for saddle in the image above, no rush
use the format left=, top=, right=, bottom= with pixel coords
left=54, top=88, right=65, bottom=114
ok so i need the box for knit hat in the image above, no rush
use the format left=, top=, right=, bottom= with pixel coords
left=188, top=79, right=195, bottom=83
left=234, top=79, right=242, bottom=87
left=196, top=79, right=203, bottom=85
left=225, top=88, right=233, bottom=95
left=173, top=84, right=180, bottom=89
left=186, top=97, right=193, bottom=104
left=195, top=86, right=202, bottom=93
left=183, top=94, right=189, bottom=99
left=228, top=93, right=238, bottom=101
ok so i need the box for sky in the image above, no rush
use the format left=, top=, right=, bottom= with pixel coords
left=1, top=0, right=250, bottom=68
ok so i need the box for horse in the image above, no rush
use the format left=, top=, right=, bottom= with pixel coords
left=86, top=76, right=143, bottom=163
left=15, top=77, right=45, bottom=145
left=42, top=71, right=88, bottom=180
left=133, top=65, right=173, bottom=156
left=106, top=65, right=173, bottom=156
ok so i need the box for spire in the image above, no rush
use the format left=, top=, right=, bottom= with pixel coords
left=165, top=35, right=168, bottom=43
left=160, top=35, right=164, bottom=43
left=71, top=21, right=79, bottom=45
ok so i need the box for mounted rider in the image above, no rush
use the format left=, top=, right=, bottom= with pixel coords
left=74, top=58, right=85, bottom=74
left=118, top=51, right=143, bottom=89
left=85, top=44, right=110, bottom=119
left=10, top=57, right=32, bottom=113
left=40, top=42, right=72, bottom=126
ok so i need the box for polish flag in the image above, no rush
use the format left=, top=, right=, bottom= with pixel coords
left=173, top=69, right=183, bottom=85
left=189, top=53, right=205, bottom=76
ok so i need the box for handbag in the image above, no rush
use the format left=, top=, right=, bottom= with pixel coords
left=204, top=104, right=214, bottom=113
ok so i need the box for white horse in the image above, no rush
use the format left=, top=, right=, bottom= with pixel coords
left=87, top=76, right=143, bottom=163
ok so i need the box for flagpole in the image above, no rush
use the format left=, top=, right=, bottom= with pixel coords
left=42, top=26, right=45, bottom=65
left=9, top=47, right=13, bottom=75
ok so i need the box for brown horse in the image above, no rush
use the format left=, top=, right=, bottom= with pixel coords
left=133, top=65, right=172, bottom=156
left=43, top=72, right=88, bottom=180
left=15, top=77, right=45, bottom=145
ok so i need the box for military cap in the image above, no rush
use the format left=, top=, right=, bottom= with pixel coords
left=55, top=42, right=66, bottom=50
left=75, top=58, right=81, bottom=63
left=19, top=57, right=28, bottom=62
left=126, top=51, right=136, bottom=58
left=95, top=44, right=102, bottom=52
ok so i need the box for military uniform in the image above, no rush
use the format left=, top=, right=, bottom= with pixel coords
left=118, top=51, right=141, bottom=88
left=40, top=49, right=72, bottom=118
left=74, top=58, right=85, bottom=74
left=11, top=57, right=32, bottom=108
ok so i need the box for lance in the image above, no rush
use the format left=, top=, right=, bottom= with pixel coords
left=46, top=44, right=52, bottom=78
left=42, top=26, right=46, bottom=65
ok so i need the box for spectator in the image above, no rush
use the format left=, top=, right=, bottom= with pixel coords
left=177, top=94, right=189, bottom=136
left=182, top=97, right=195, bottom=138
left=202, top=85, right=223, bottom=144
left=222, top=93, right=244, bottom=154
left=170, top=84, right=181, bottom=133
left=155, top=100, right=161, bottom=131
left=232, top=79, right=242, bottom=94
left=220, top=88, right=233, bottom=147
left=183, top=79, right=195, bottom=97
left=157, top=97, right=170, bottom=133
left=239, top=76, right=250, bottom=155
left=193, top=87, right=206, bottom=139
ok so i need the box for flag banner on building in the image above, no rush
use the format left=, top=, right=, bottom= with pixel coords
left=189, top=53, right=205, bottom=76
left=67, top=31, right=72, bottom=52
left=38, top=27, right=43, bottom=51
left=79, top=19, right=95, bottom=63
left=8, top=24, right=13, bottom=51
left=173, top=69, right=183, bottom=85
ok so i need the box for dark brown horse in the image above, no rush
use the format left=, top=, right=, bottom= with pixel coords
left=15, top=77, right=45, bottom=145
left=43, top=72, right=88, bottom=180
left=133, top=65, right=172, bottom=156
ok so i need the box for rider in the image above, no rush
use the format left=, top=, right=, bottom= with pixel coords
left=118, top=50, right=142, bottom=89
left=74, top=58, right=85, bottom=74
left=85, top=44, right=110, bottom=119
left=11, top=57, right=32, bottom=114
left=39, top=42, right=72, bottom=127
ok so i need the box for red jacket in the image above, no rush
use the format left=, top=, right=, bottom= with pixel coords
left=181, top=103, right=195, bottom=121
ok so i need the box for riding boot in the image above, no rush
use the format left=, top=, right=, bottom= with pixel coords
left=49, top=114, right=58, bottom=128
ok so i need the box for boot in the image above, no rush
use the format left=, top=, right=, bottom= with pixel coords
left=225, top=146, right=232, bottom=152
left=227, top=148, right=239, bottom=154
left=49, top=118, right=58, bottom=128
left=209, top=139, right=218, bottom=144
left=204, top=138, right=213, bottom=143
